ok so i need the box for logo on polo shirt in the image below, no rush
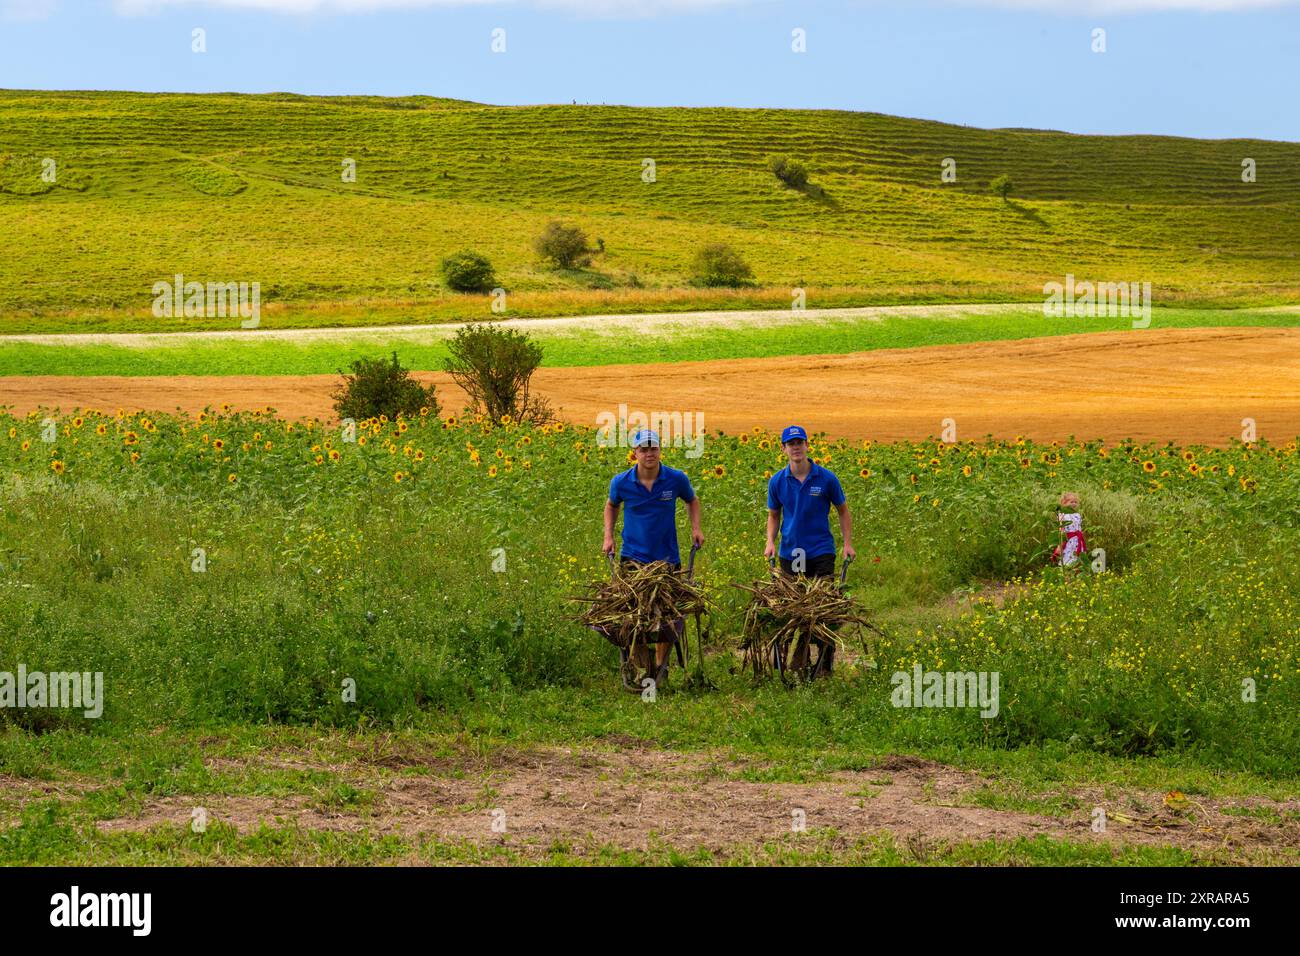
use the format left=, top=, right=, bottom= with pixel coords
left=660, top=491, right=673, bottom=500
left=810, top=486, right=823, bottom=496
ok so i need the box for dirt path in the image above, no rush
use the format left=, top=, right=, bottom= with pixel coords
left=1, top=302, right=1039, bottom=346
left=6, top=327, right=1300, bottom=445
left=67, top=745, right=1299, bottom=863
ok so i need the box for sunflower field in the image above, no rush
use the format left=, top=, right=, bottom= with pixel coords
left=2, top=406, right=1298, bottom=775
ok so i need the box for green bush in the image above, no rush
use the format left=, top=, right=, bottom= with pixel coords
left=439, top=250, right=497, bottom=293
left=691, top=243, right=755, bottom=288
left=768, top=155, right=809, bottom=190
left=990, top=174, right=1013, bottom=200
left=533, top=220, right=593, bottom=269
left=332, top=352, right=439, bottom=421
left=443, top=323, right=550, bottom=423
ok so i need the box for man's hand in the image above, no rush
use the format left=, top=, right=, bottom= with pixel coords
left=602, top=534, right=615, bottom=556
left=691, top=528, right=705, bottom=548
left=843, top=543, right=857, bottom=561
left=764, top=540, right=776, bottom=560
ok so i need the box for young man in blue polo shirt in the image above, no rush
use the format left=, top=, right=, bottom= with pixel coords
left=603, top=428, right=704, bottom=687
left=764, top=425, right=855, bottom=673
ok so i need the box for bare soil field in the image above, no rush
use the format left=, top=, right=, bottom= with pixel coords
left=17, top=743, right=1289, bottom=863
left=5, top=327, right=1300, bottom=445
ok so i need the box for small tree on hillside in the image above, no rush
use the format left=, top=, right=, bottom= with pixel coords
left=768, top=155, right=810, bottom=190
left=534, top=220, right=593, bottom=269
left=990, top=174, right=1013, bottom=201
left=443, top=323, right=551, bottom=424
left=691, top=243, right=755, bottom=288
left=440, top=250, right=497, bottom=293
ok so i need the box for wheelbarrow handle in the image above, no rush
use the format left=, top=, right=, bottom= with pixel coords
left=606, top=550, right=616, bottom=578
left=768, top=556, right=777, bottom=571
left=686, top=542, right=701, bottom=580
left=840, top=553, right=854, bottom=586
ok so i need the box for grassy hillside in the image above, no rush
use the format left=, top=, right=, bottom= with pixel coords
left=1, top=89, right=1298, bottom=333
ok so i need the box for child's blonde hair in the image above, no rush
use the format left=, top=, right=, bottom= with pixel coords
left=1059, top=491, right=1080, bottom=509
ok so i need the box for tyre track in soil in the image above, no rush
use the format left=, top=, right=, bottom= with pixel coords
left=4, top=327, right=1300, bottom=445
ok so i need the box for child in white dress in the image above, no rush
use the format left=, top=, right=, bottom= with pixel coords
left=1052, top=492, right=1087, bottom=569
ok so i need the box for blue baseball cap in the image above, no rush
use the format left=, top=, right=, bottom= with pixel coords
left=631, top=428, right=661, bottom=448
left=780, top=425, right=808, bottom=444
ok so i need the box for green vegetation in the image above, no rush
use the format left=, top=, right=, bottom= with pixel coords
left=4, top=305, right=1299, bottom=378
left=533, top=220, right=594, bottom=270
left=442, top=323, right=549, bottom=423
left=439, top=250, right=497, bottom=293
left=331, top=351, right=439, bottom=421
left=691, top=243, right=755, bottom=288
left=1, top=90, right=1297, bottom=335
left=2, top=409, right=1296, bottom=773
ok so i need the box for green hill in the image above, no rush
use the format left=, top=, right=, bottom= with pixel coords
left=1, top=89, right=1298, bottom=333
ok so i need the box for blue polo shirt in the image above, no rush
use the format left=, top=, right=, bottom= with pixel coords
left=767, top=463, right=846, bottom=561
left=609, top=465, right=696, bottom=564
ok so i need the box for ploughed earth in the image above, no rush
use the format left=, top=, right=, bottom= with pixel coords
left=5, top=328, right=1300, bottom=445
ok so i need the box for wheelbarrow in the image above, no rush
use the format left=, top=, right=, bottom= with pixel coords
left=606, top=543, right=700, bottom=694
left=768, top=553, right=854, bottom=685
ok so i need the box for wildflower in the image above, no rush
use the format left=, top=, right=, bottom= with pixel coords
left=51, top=460, right=65, bottom=475
left=227, top=473, right=237, bottom=483
left=1142, top=460, right=1156, bottom=473
left=329, top=449, right=341, bottom=461
left=488, top=465, right=499, bottom=477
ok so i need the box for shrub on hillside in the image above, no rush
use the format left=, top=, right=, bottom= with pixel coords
left=332, top=352, right=439, bottom=421
left=444, top=323, right=551, bottom=424
left=768, top=155, right=810, bottom=190
left=990, top=174, right=1013, bottom=200
left=691, top=243, right=755, bottom=288
left=534, top=220, right=593, bottom=269
left=440, top=250, right=497, bottom=293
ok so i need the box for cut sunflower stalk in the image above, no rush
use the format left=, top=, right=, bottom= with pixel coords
left=570, top=559, right=710, bottom=687
left=734, top=567, right=879, bottom=680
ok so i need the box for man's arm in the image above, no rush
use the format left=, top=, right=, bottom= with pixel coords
left=603, top=500, right=619, bottom=556
left=764, top=509, right=780, bottom=560
left=835, top=501, right=856, bottom=561
left=687, top=496, right=704, bottom=548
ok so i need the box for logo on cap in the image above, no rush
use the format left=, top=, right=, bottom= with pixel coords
left=631, top=429, right=661, bottom=448
left=781, top=425, right=808, bottom=444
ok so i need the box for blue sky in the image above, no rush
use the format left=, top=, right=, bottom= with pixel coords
left=1, top=0, right=1296, bottom=140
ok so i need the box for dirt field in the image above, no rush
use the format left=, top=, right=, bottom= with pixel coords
left=6, top=327, right=1300, bottom=445
left=15, top=743, right=1284, bottom=863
